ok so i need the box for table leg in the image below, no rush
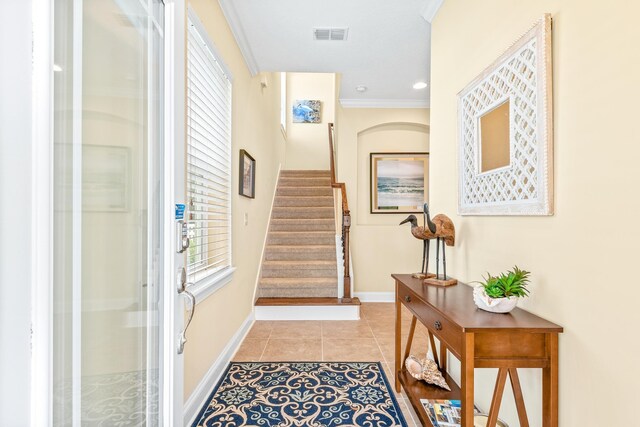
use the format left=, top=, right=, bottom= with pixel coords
left=543, top=333, right=559, bottom=427
left=487, top=368, right=508, bottom=427
left=461, top=333, right=475, bottom=427
left=403, top=315, right=417, bottom=363
left=395, top=284, right=402, bottom=392
left=427, top=330, right=440, bottom=368
left=509, top=368, right=530, bottom=427
left=439, top=342, right=447, bottom=373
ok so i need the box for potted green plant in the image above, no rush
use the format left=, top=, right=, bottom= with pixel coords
left=472, top=266, right=531, bottom=313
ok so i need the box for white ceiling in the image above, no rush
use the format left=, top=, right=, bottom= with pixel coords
left=219, top=0, right=443, bottom=108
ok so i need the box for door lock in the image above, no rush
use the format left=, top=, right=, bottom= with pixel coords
left=176, top=220, right=190, bottom=253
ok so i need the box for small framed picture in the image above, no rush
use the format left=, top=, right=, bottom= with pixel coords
left=239, top=149, right=255, bottom=198
left=292, top=100, right=321, bottom=123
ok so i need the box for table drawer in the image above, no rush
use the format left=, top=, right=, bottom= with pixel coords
left=398, top=285, right=462, bottom=357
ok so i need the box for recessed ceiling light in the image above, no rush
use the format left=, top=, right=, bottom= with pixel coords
left=356, top=85, right=367, bottom=93
left=413, top=81, right=428, bottom=90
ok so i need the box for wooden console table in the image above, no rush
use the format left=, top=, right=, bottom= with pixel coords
left=393, top=274, right=563, bottom=427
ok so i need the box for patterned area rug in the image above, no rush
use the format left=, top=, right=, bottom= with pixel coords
left=192, top=362, right=407, bottom=427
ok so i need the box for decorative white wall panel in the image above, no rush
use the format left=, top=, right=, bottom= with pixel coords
left=458, top=15, right=553, bottom=215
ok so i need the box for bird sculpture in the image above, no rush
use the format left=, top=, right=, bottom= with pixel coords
left=399, top=211, right=435, bottom=278
left=400, top=203, right=456, bottom=281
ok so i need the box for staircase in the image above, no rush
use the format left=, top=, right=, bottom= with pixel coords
left=257, top=170, right=338, bottom=299
left=254, top=168, right=360, bottom=320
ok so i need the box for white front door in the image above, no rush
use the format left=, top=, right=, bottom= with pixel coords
left=51, top=0, right=184, bottom=424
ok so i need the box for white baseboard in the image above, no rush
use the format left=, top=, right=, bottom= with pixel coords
left=184, top=312, right=255, bottom=426
left=255, top=304, right=359, bottom=320
left=354, top=292, right=395, bottom=302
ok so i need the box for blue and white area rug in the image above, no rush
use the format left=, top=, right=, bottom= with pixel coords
left=192, top=362, right=408, bottom=427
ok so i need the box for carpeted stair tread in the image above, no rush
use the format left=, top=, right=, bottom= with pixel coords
left=276, top=186, right=333, bottom=196
left=257, top=288, right=337, bottom=298
left=259, top=277, right=337, bottom=286
left=270, top=218, right=335, bottom=232
left=262, top=260, right=337, bottom=273
left=278, top=178, right=332, bottom=187
left=261, top=260, right=337, bottom=278
left=265, top=244, right=335, bottom=250
left=267, top=231, right=335, bottom=246
left=272, top=206, right=335, bottom=219
left=274, top=196, right=334, bottom=207
left=270, top=218, right=335, bottom=223
left=264, top=259, right=335, bottom=265
left=264, top=245, right=336, bottom=261
left=280, top=170, right=331, bottom=176
left=259, top=277, right=338, bottom=286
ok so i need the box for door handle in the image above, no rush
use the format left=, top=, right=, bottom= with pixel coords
left=177, top=267, right=196, bottom=354
left=177, top=288, right=196, bottom=354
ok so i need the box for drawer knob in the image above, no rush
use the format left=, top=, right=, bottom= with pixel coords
left=434, top=320, right=442, bottom=331
left=404, top=295, right=411, bottom=303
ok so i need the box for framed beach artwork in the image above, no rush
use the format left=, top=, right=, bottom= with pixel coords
left=370, top=152, right=429, bottom=214
left=292, top=100, right=321, bottom=123
left=239, top=149, right=255, bottom=198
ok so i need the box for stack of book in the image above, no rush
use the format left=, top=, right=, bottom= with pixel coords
left=420, top=399, right=483, bottom=427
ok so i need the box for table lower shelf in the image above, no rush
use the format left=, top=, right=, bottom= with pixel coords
left=398, top=368, right=461, bottom=427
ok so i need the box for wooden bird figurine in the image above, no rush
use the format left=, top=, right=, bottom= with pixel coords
left=430, top=211, right=455, bottom=281
left=399, top=214, right=433, bottom=278
left=399, top=203, right=437, bottom=278
left=400, top=203, right=456, bottom=281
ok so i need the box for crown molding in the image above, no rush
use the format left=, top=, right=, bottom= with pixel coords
left=218, top=0, right=259, bottom=76
left=339, top=98, right=430, bottom=109
left=421, top=0, right=444, bottom=24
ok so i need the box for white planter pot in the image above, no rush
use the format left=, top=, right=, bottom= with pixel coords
left=473, top=286, right=519, bottom=313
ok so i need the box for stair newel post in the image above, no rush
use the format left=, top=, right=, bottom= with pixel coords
left=342, top=210, right=351, bottom=300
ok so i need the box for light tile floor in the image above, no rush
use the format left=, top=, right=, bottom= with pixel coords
left=233, top=303, right=432, bottom=427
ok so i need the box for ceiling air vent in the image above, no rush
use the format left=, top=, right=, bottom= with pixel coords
left=313, top=28, right=349, bottom=41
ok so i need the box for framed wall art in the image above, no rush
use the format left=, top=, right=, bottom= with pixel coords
left=239, top=149, right=255, bottom=198
left=370, top=152, right=429, bottom=214
left=458, top=14, right=553, bottom=215
left=292, top=100, right=321, bottom=123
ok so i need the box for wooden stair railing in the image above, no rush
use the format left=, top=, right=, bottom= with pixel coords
left=328, top=123, right=352, bottom=301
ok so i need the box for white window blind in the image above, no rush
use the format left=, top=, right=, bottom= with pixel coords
left=186, top=16, right=232, bottom=285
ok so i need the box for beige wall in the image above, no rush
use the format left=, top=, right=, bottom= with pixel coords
left=335, top=107, right=430, bottom=293
left=285, top=72, right=336, bottom=170
left=430, top=1, right=640, bottom=425
left=184, top=0, right=286, bottom=399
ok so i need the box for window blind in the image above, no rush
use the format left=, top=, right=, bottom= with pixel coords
left=186, top=17, right=232, bottom=284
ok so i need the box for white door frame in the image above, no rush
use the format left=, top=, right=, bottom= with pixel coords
left=31, top=0, right=54, bottom=424
left=163, top=0, right=187, bottom=425
left=26, top=0, right=187, bottom=425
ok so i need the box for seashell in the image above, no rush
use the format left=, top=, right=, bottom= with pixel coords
left=405, top=355, right=451, bottom=391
